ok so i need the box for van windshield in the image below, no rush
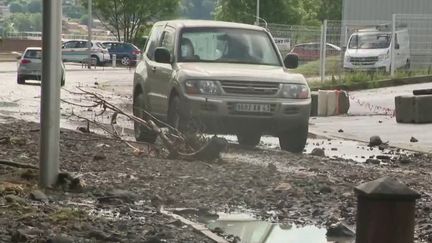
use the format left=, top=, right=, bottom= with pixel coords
left=178, top=27, right=281, bottom=66
left=348, top=33, right=391, bottom=49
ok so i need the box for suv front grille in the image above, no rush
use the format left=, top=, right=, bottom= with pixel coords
left=350, top=56, right=379, bottom=66
left=220, top=81, right=280, bottom=96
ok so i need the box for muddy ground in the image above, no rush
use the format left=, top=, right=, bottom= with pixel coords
left=0, top=117, right=431, bottom=242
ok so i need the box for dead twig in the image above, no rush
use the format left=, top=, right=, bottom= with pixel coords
left=0, top=160, right=39, bottom=170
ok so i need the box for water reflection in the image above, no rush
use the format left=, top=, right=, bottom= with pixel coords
left=207, top=213, right=354, bottom=243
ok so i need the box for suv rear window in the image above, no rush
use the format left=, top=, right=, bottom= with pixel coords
left=24, top=50, right=42, bottom=59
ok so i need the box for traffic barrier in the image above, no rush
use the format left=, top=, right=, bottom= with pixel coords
left=316, top=90, right=350, bottom=116
left=395, top=95, right=432, bottom=123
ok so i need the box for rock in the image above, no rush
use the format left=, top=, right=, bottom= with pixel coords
left=47, top=235, right=74, bottom=243
left=0, top=136, right=10, bottom=144
left=5, top=195, right=26, bottom=205
left=326, top=223, right=355, bottom=237
left=410, top=137, right=418, bottom=143
left=57, top=173, right=85, bottom=192
left=399, top=156, right=413, bottom=164
left=338, top=129, right=344, bottom=133
left=379, top=120, right=383, bottom=123
left=93, top=152, right=106, bottom=161
left=87, top=229, right=111, bottom=241
left=274, top=182, right=292, bottom=192
left=378, top=144, right=387, bottom=151
left=11, top=229, right=31, bottom=242
left=319, top=186, right=333, bottom=194
left=10, top=137, right=27, bottom=146
left=331, top=148, right=338, bottom=151
left=21, top=169, right=38, bottom=181
left=311, top=148, right=325, bottom=157
left=29, top=190, right=48, bottom=202
left=376, top=155, right=391, bottom=160
left=366, top=159, right=380, bottom=165
left=211, top=227, right=224, bottom=234
left=267, top=163, right=277, bottom=171
left=369, top=136, right=383, bottom=147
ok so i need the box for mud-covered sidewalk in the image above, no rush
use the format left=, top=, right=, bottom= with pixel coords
left=0, top=117, right=431, bottom=242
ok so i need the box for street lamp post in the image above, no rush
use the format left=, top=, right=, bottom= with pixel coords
left=256, top=0, right=260, bottom=25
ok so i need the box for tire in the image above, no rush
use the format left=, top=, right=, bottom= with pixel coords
left=167, top=95, right=189, bottom=131
left=17, top=77, right=25, bottom=84
left=121, top=56, right=131, bottom=66
left=278, top=124, right=308, bottom=153
left=237, top=132, right=261, bottom=147
left=133, top=93, right=157, bottom=143
left=91, top=55, right=101, bottom=66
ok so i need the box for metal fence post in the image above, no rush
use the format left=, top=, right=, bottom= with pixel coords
left=320, top=20, right=328, bottom=83
left=87, top=0, right=92, bottom=69
left=40, top=0, right=62, bottom=187
left=391, top=14, right=396, bottom=77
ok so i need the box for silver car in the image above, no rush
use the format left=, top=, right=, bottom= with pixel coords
left=62, top=40, right=111, bottom=66
left=17, top=47, right=65, bottom=86
left=133, top=20, right=311, bottom=152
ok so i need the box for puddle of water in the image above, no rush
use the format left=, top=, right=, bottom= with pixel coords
left=174, top=210, right=354, bottom=243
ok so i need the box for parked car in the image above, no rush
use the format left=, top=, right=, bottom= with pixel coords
left=61, top=40, right=111, bottom=65
left=133, top=20, right=311, bottom=153
left=102, top=41, right=141, bottom=66
left=289, top=42, right=341, bottom=62
left=17, top=47, right=65, bottom=86
left=343, top=28, right=410, bottom=72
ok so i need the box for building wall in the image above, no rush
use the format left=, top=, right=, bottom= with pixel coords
left=343, top=0, right=432, bottom=21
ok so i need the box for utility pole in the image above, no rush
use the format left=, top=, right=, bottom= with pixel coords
left=256, top=0, right=260, bottom=25
left=87, top=0, right=92, bottom=69
left=40, top=0, right=62, bottom=187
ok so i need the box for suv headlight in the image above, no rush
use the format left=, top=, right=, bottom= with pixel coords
left=185, top=80, right=220, bottom=95
left=280, top=84, right=310, bottom=99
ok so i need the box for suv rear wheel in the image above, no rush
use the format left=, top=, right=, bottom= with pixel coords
left=121, top=56, right=131, bottom=66
left=237, top=132, right=261, bottom=147
left=133, top=93, right=157, bottom=143
left=278, top=125, right=308, bottom=153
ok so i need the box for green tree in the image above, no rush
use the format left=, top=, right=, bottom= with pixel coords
left=63, top=5, right=86, bottom=19
left=5, top=13, right=42, bottom=32
left=9, top=2, right=25, bottom=13
left=317, top=0, right=342, bottom=21
left=84, top=0, right=180, bottom=42
left=180, top=0, right=216, bottom=19
left=27, top=0, right=42, bottom=13
left=215, top=0, right=304, bottom=25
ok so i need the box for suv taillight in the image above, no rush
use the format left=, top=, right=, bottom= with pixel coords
left=21, top=59, right=31, bottom=64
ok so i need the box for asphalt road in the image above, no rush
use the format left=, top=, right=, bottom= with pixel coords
left=1, top=61, right=431, bottom=153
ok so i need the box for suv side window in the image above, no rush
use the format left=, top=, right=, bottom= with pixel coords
left=160, top=27, right=175, bottom=53
left=146, top=25, right=164, bottom=60
left=63, top=41, right=77, bottom=49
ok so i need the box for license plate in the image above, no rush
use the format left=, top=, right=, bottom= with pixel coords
left=234, top=103, right=271, bottom=113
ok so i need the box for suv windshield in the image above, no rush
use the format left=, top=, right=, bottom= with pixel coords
left=348, top=33, right=391, bottom=49
left=178, top=27, right=281, bottom=66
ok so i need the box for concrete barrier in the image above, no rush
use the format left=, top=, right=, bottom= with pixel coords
left=316, top=90, right=350, bottom=117
left=395, top=95, right=432, bottom=123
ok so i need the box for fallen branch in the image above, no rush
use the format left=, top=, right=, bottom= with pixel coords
left=0, top=160, right=39, bottom=170
left=62, top=88, right=226, bottom=161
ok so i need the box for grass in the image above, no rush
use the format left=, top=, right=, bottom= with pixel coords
left=296, top=56, right=342, bottom=77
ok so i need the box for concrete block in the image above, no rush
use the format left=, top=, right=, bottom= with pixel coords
left=395, top=96, right=415, bottom=123
left=413, top=95, right=432, bottom=123
left=317, top=90, right=350, bottom=116
left=395, top=95, right=432, bottom=123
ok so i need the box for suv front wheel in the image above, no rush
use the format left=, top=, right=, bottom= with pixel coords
left=278, top=124, right=308, bottom=153
left=237, top=132, right=261, bottom=147
left=133, top=93, right=157, bottom=143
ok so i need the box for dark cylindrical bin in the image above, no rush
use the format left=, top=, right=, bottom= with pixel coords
left=354, top=177, right=420, bottom=243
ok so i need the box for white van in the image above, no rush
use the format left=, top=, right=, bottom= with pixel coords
left=343, top=28, right=410, bottom=72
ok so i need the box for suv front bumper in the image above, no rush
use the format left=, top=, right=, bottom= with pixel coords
left=182, top=95, right=311, bottom=135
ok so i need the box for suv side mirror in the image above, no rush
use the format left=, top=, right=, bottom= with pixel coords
left=284, top=53, right=299, bottom=69
left=154, top=47, right=172, bottom=64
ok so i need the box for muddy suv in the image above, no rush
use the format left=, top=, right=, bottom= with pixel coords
left=133, top=20, right=311, bottom=152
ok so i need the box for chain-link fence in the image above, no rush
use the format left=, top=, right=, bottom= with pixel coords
left=266, top=14, right=432, bottom=84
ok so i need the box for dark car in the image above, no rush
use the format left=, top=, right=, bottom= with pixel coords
left=102, top=42, right=141, bottom=66
left=289, top=42, right=341, bottom=62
